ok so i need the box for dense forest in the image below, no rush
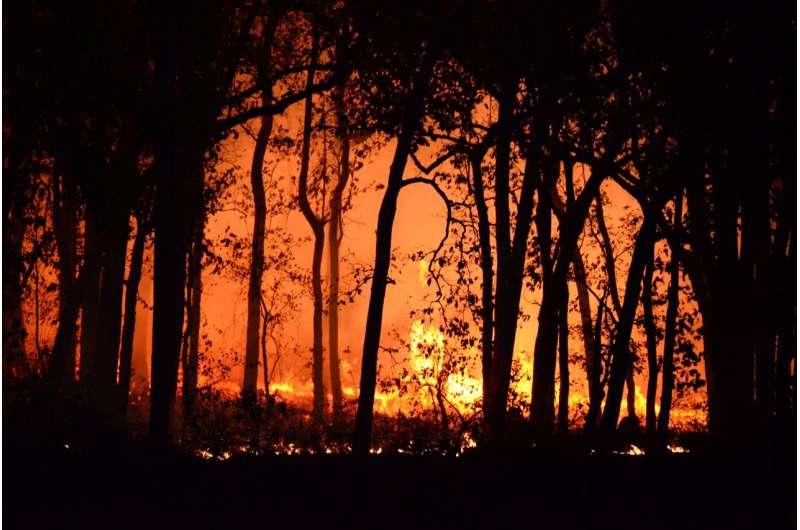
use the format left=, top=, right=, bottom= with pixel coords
left=3, top=1, right=797, bottom=527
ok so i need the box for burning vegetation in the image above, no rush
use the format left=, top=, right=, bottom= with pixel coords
left=3, top=0, right=794, bottom=473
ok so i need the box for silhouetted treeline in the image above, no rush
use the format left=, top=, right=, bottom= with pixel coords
left=3, top=0, right=795, bottom=455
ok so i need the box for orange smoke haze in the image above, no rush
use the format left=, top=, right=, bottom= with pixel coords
left=21, top=101, right=706, bottom=431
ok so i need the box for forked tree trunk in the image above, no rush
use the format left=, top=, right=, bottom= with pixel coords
left=531, top=158, right=607, bottom=438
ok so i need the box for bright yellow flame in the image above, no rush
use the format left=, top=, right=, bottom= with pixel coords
left=418, top=259, right=429, bottom=286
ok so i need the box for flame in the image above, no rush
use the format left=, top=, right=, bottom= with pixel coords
left=418, top=259, right=429, bottom=286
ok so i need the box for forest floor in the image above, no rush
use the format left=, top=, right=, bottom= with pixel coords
left=4, top=438, right=796, bottom=530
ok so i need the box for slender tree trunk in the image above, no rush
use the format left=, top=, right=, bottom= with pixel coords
left=657, top=192, right=683, bottom=439
left=353, top=62, right=431, bottom=455
left=243, top=114, right=272, bottom=399
left=328, top=82, right=349, bottom=422
left=572, top=253, right=598, bottom=423
left=119, top=213, right=149, bottom=414
left=131, top=267, right=152, bottom=392
left=584, top=295, right=606, bottom=433
left=557, top=284, right=570, bottom=433
left=642, top=255, right=658, bottom=436
left=470, top=150, right=494, bottom=405
left=296, top=29, right=326, bottom=424
left=182, top=227, right=203, bottom=411
left=531, top=147, right=559, bottom=436
left=600, top=214, right=656, bottom=435
left=596, top=194, right=638, bottom=422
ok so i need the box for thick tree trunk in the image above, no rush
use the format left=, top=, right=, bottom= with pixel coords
left=243, top=113, right=273, bottom=399
left=79, top=217, right=101, bottom=383
left=90, top=212, right=129, bottom=429
left=352, top=64, right=430, bottom=454
left=328, top=82, right=349, bottom=422
left=119, top=213, right=149, bottom=414
left=52, top=170, right=79, bottom=380
left=149, top=30, right=189, bottom=446
left=600, top=214, right=656, bottom=434
left=584, top=296, right=605, bottom=434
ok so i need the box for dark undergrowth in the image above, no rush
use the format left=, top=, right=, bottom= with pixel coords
left=3, top=375, right=796, bottom=530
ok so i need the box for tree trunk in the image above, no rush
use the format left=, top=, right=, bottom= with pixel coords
left=51, top=170, right=79, bottom=381
left=600, top=214, right=656, bottom=434
left=352, top=62, right=431, bottom=455
left=79, top=216, right=101, bottom=384
left=572, top=253, right=599, bottom=427
left=131, top=267, right=152, bottom=392
left=642, top=255, right=658, bottom=436
left=296, top=28, right=326, bottom=424
left=483, top=80, right=517, bottom=441
left=243, top=114, right=272, bottom=399
left=90, top=211, right=129, bottom=430
left=556, top=284, right=570, bottom=433
left=656, top=191, right=683, bottom=439
left=149, top=25, right=188, bottom=446
left=328, top=82, right=349, bottom=422
left=119, top=213, right=149, bottom=415
left=530, top=159, right=606, bottom=437
left=182, top=228, right=203, bottom=411
left=470, top=150, right=494, bottom=405
left=584, top=294, right=606, bottom=434
left=596, top=194, right=638, bottom=421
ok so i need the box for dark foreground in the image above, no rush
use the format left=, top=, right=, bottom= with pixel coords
left=4, top=444, right=795, bottom=530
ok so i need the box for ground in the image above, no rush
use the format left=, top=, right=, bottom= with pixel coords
left=4, top=440, right=795, bottom=530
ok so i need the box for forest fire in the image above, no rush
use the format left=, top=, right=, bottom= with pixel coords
left=3, top=2, right=795, bottom=529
